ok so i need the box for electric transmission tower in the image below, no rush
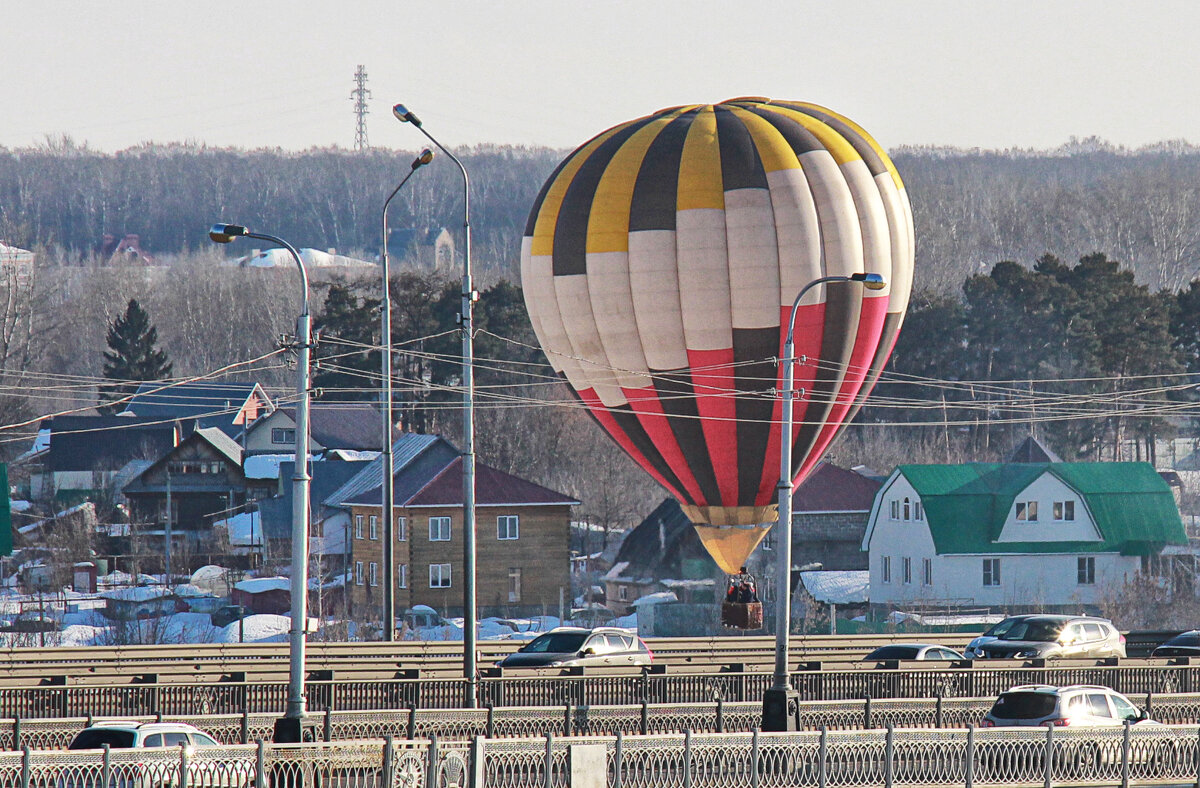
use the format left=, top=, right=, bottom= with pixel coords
left=350, top=65, right=371, bottom=151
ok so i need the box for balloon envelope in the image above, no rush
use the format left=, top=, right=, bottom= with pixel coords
left=521, top=98, right=914, bottom=574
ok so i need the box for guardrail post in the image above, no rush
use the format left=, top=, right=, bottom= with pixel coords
left=1121, top=720, right=1130, bottom=788
left=614, top=730, right=623, bottom=788
left=384, top=735, right=394, bottom=788
left=1146, top=692, right=1153, bottom=718
left=323, top=708, right=332, bottom=742
left=965, top=725, right=974, bottom=788
left=1194, top=726, right=1200, bottom=788
left=469, top=735, right=485, bottom=788
left=179, top=742, right=190, bottom=788
left=640, top=700, right=648, bottom=735
left=408, top=705, right=417, bottom=740
left=884, top=724, right=894, bottom=788
left=936, top=695, right=944, bottom=728
left=864, top=697, right=872, bottom=729
left=564, top=704, right=572, bottom=737
left=426, top=733, right=439, bottom=788
left=486, top=704, right=495, bottom=739
left=20, top=745, right=28, bottom=788
left=256, top=739, right=265, bottom=788
left=12, top=716, right=18, bottom=751
left=102, top=743, right=110, bottom=788
left=1043, top=722, right=1053, bottom=788
left=751, top=729, right=760, bottom=788
left=818, top=726, right=828, bottom=788
left=716, top=698, right=724, bottom=733
left=684, top=729, right=693, bottom=788
left=544, top=733, right=553, bottom=788
left=241, top=708, right=249, bottom=744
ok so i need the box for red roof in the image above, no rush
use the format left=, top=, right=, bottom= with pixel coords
left=792, top=463, right=881, bottom=512
left=404, top=457, right=579, bottom=507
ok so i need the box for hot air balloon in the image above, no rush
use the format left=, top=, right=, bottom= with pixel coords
left=520, top=98, right=914, bottom=623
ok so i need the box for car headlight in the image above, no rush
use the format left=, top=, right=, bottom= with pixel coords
left=1019, top=650, right=1039, bottom=658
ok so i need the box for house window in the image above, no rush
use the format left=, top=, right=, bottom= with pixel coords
left=1077, top=556, right=1095, bottom=585
left=914, top=501, right=924, bottom=521
left=881, top=556, right=892, bottom=584
left=903, top=498, right=911, bottom=521
left=355, top=561, right=364, bottom=586
left=982, top=558, right=1001, bottom=587
left=429, top=516, right=451, bottom=542
left=354, top=515, right=363, bottom=540
left=618, top=585, right=628, bottom=601
left=369, top=562, right=378, bottom=586
left=890, top=500, right=900, bottom=520
left=271, top=427, right=295, bottom=445
left=429, top=563, right=452, bottom=588
left=497, top=515, right=519, bottom=541
left=1054, top=501, right=1076, bottom=521
left=923, top=558, right=932, bottom=586
left=369, top=515, right=378, bottom=541
left=902, top=557, right=912, bottom=584
left=1015, top=501, right=1038, bottom=522
left=762, top=529, right=775, bottom=551
left=508, top=567, right=522, bottom=603
left=397, top=516, right=407, bottom=542
left=398, top=564, right=408, bottom=589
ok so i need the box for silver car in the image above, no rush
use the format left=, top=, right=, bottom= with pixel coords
left=973, top=615, right=1126, bottom=660
left=862, top=643, right=965, bottom=661
left=982, top=684, right=1150, bottom=728
left=497, top=626, right=652, bottom=668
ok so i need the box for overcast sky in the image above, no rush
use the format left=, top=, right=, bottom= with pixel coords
left=4, top=1, right=1198, bottom=154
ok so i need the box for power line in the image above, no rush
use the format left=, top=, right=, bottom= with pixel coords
left=350, top=65, right=371, bottom=152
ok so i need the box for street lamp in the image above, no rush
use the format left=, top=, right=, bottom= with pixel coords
left=209, top=223, right=314, bottom=741
left=762, top=270, right=887, bottom=732
left=393, top=103, right=479, bottom=707
left=380, top=148, right=434, bottom=640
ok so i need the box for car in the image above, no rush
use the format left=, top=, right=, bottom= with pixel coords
left=496, top=626, right=652, bottom=668
left=963, top=614, right=1036, bottom=659
left=972, top=615, right=1125, bottom=660
left=1151, top=630, right=1200, bottom=658
left=981, top=684, right=1152, bottom=728
left=209, top=604, right=248, bottom=629
left=862, top=643, right=965, bottom=661
left=64, top=720, right=256, bottom=787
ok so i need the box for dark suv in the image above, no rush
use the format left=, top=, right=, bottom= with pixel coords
left=973, top=615, right=1125, bottom=660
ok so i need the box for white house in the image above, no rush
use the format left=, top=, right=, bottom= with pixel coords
left=862, top=462, right=1187, bottom=611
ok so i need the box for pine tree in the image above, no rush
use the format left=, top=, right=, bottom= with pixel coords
left=99, top=299, right=173, bottom=415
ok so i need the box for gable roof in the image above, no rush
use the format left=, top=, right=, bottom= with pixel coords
left=46, top=415, right=180, bottom=472
left=122, top=427, right=245, bottom=494
left=606, top=498, right=714, bottom=582
left=793, top=462, right=882, bottom=512
left=322, top=433, right=450, bottom=508
left=259, top=459, right=374, bottom=539
left=884, top=462, right=1186, bottom=556
left=245, top=405, right=398, bottom=452
left=1007, top=435, right=1063, bottom=463
left=124, top=381, right=269, bottom=435
left=344, top=455, right=579, bottom=508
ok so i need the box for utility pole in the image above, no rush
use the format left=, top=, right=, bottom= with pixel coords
left=350, top=65, right=371, bottom=152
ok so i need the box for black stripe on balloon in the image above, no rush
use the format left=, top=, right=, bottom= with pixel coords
left=781, top=102, right=889, bottom=178
left=608, top=404, right=694, bottom=506
left=715, top=106, right=768, bottom=192
left=552, top=117, right=658, bottom=277
left=833, top=310, right=904, bottom=439
left=628, top=111, right=698, bottom=232
left=651, top=368, right=722, bottom=507
left=523, top=155, right=573, bottom=238
left=743, top=106, right=825, bottom=157
left=732, top=327, right=779, bottom=506
left=790, top=281, right=861, bottom=478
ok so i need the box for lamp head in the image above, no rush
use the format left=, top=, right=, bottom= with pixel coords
left=411, top=148, right=434, bottom=169
left=209, top=223, right=249, bottom=244
left=392, top=104, right=422, bottom=127
left=851, top=272, right=887, bottom=290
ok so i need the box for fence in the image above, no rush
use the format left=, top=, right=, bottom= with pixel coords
left=13, top=691, right=1200, bottom=751
left=6, top=725, right=1200, bottom=787
left=4, top=660, right=1200, bottom=718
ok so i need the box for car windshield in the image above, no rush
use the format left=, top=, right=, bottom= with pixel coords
left=982, top=617, right=1022, bottom=638
left=991, top=692, right=1057, bottom=719
left=69, top=729, right=136, bottom=749
left=999, top=620, right=1064, bottom=642
left=521, top=633, right=588, bottom=654
left=865, top=646, right=919, bottom=659
left=1166, top=632, right=1200, bottom=647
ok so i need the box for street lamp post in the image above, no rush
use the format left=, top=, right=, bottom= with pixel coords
left=392, top=104, right=479, bottom=707
left=380, top=149, right=435, bottom=641
left=762, top=271, right=887, bottom=732
left=209, top=223, right=314, bottom=741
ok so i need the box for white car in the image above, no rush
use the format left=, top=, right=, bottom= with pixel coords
left=63, top=721, right=256, bottom=787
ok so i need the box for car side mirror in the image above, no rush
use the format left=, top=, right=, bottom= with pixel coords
left=581, top=647, right=595, bottom=656
left=1136, top=709, right=1149, bottom=721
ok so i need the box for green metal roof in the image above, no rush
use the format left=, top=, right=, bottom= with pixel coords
left=895, top=462, right=1186, bottom=556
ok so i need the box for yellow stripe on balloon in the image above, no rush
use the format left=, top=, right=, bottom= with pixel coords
left=676, top=107, right=724, bottom=211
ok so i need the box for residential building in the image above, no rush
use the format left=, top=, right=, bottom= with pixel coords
left=121, top=427, right=248, bottom=571
left=863, top=461, right=1188, bottom=612
left=787, top=462, right=883, bottom=571
left=333, top=435, right=577, bottom=621
left=240, top=404, right=398, bottom=457
left=32, top=415, right=181, bottom=503
left=123, top=381, right=272, bottom=438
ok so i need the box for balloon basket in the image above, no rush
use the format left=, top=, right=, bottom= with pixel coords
left=721, top=601, right=763, bottom=630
